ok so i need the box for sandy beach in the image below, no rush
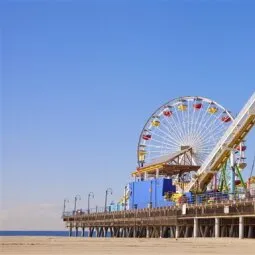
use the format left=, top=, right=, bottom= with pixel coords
left=0, top=237, right=255, bottom=255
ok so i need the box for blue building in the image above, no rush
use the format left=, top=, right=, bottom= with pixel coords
left=128, top=178, right=176, bottom=209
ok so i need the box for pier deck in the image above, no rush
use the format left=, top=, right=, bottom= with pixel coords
left=63, top=198, right=255, bottom=239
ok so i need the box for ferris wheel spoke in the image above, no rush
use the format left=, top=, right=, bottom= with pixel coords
left=195, top=120, right=229, bottom=148
left=146, top=137, right=179, bottom=149
left=163, top=116, right=186, bottom=145
left=151, top=124, right=182, bottom=147
left=173, top=106, right=188, bottom=142
left=189, top=102, right=210, bottom=145
left=189, top=100, right=197, bottom=140
left=145, top=143, right=174, bottom=149
left=180, top=104, right=189, bottom=145
left=188, top=100, right=197, bottom=143
left=189, top=100, right=205, bottom=142
left=163, top=106, right=187, bottom=143
left=146, top=150, right=163, bottom=155
left=146, top=139, right=176, bottom=148
left=160, top=117, right=185, bottom=145
left=187, top=100, right=191, bottom=138
left=148, top=153, right=175, bottom=162
left=192, top=116, right=219, bottom=144
left=189, top=113, right=225, bottom=147
left=188, top=100, right=199, bottom=142
left=195, top=151, right=209, bottom=162
left=196, top=150, right=213, bottom=158
left=203, top=126, right=227, bottom=143
left=148, top=131, right=178, bottom=146
left=193, top=102, right=211, bottom=137
left=190, top=126, right=222, bottom=149
left=159, top=119, right=182, bottom=143
left=193, top=134, right=222, bottom=151
left=197, top=146, right=215, bottom=152
left=170, top=106, right=186, bottom=142
left=194, top=109, right=227, bottom=143
left=160, top=120, right=185, bottom=146
left=147, top=150, right=175, bottom=156
left=204, top=115, right=229, bottom=138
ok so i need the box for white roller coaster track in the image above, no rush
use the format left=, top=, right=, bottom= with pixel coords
left=185, top=92, right=255, bottom=192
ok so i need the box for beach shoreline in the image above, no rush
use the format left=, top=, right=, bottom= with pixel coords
left=1, top=236, right=255, bottom=255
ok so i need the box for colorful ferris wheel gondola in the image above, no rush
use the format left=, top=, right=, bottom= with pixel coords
left=151, top=116, right=160, bottom=127
left=142, top=130, right=152, bottom=141
left=177, top=99, right=188, bottom=111
left=208, top=102, right=218, bottom=114
left=236, top=145, right=247, bottom=151
left=221, top=111, right=232, bottom=123
left=163, top=106, right=173, bottom=117
left=193, top=97, right=203, bottom=110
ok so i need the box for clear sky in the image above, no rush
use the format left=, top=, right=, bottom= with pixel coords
left=1, top=1, right=255, bottom=230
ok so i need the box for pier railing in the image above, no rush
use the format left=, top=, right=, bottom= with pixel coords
left=63, top=188, right=255, bottom=218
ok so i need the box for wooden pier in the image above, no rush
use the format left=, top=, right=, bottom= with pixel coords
left=63, top=198, right=255, bottom=239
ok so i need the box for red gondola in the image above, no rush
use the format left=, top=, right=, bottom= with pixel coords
left=163, top=110, right=173, bottom=117
left=236, top=145, right=247, bottom=151
left=235, top=180, right=241, bottom=185
left=142, top=134, right=151, bottom=140
left=193, top=103, right=202, bottom=109
left=221, top=116, right=231, bottom=122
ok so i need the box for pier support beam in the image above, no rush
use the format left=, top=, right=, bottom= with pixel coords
left=133, top=227, right=136, bottom=238
left=82, top=227, right=85, bottom=237
left=248, top=226, right=253, bottom=238
left=103, top=227, right=106, bottom=237
left=69, top=226, right=72, bottom=237
left=75, top=227, right=78, bottom=237
left=159, top=226, right=163, bottom=238
left=175, top=225, right=179, bottom=239
left=215, top=218, right=220, bottom=238
left=96, top=227, right=100, bottom=237
left=146, top=227, right=150, bottom=238
left=239, top=216, right=244, bottom=239
left=184, top=226, right=189, bottom=238
left=89, top=227, right=94, bottom=237
left=193, top=218, right=198, bottom=238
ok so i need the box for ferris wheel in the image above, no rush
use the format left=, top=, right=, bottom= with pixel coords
left=137, top=96, right=234, bottom=169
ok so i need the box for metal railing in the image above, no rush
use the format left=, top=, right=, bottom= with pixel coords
left=62, top=188, right=255, bottom=218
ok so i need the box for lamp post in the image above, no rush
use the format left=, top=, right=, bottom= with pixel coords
left=104, top=188, right=113, bottom=212
left=124, top=185, right=127, bottom=211
left=63, top=198, right=69, bottom=215
left=88, top=192, right=94, bottom=214
left=74, top=194, right=81, bottom=214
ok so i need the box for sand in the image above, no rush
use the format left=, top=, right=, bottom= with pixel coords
left=0, top=237, right=255, bottom=255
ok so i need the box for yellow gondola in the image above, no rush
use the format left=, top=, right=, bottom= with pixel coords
left=208, top=106, right=218, bottom=114
left=177, top=104, right=187, bottom=111
left=138, top=150, right=146, bottom=162
left=152, top=119, right=160, bottom=127
left=238, top=162, right=247, bottom=170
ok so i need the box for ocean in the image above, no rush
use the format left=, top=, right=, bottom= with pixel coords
left=0, top=231, right=85, bottom=237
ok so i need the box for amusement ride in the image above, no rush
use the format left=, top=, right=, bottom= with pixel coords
left=131, top=94, right=255, bottom=202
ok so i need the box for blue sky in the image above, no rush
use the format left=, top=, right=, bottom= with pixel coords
left=1, top=1, right=255, bottom=230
